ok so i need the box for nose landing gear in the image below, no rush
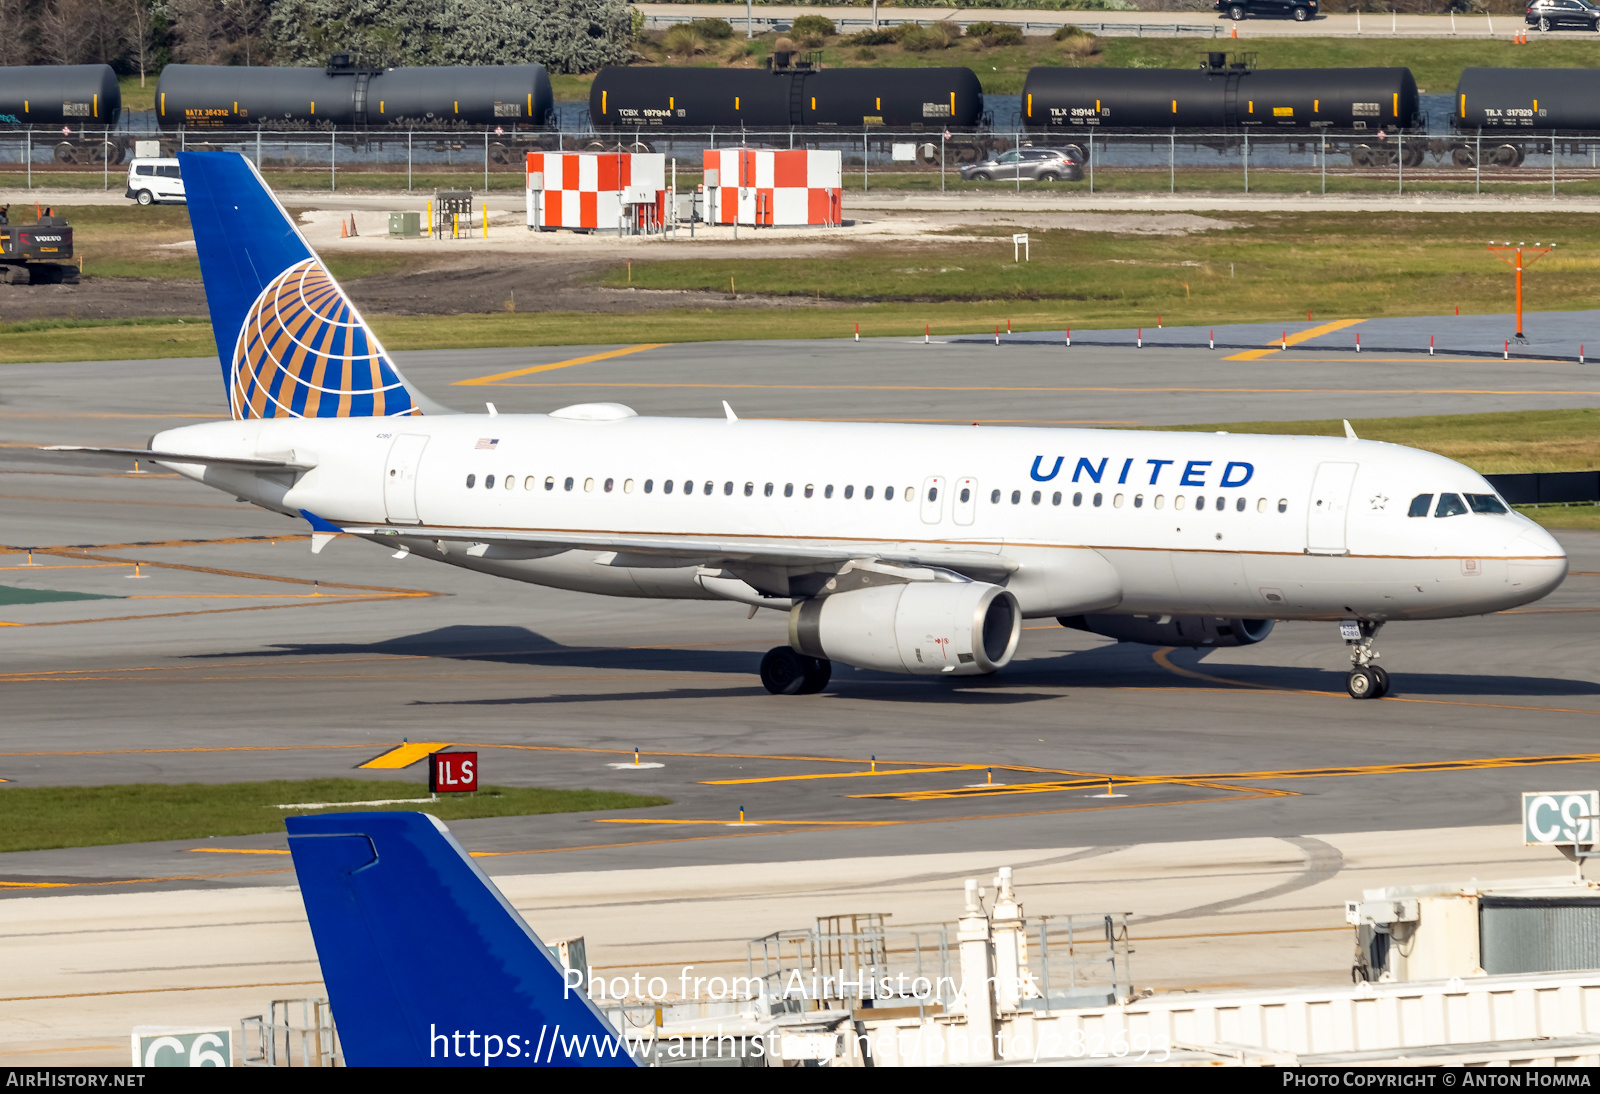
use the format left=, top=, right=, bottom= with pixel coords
left=1342, top=619, right=1390, bottom=699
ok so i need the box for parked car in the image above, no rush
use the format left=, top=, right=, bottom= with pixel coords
left=126, top=158, right=186, bottom=206
left=960, top=148, right=1084, bottom=183
left=1525, top=0, right=1600, bottom=31
left=1216, top=0, right=1318, bottom=21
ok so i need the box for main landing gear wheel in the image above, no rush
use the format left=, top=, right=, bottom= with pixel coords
left=1346, top=666, right=1380, bottom=699
left=760, top=647, right=831, bottom=695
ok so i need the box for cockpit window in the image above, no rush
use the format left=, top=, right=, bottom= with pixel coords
left=1407, top=494, right=1432, bottom=517
left=1434, top=492, right=1468, bottom=518
left=1465, top=493, right=1509, bottom=514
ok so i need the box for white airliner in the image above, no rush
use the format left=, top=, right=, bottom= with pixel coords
left=53, top=153, right=1567, bottom=699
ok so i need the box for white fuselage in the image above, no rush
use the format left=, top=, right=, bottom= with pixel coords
left=151, top=410, right=1568, bottom=624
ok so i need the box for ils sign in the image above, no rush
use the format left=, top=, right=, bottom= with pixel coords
left=429, top=750, right=478, bottom=794
left=131, top=1027, right=231, bottom=1066
left=1522, top=790, right=1599, bottom=846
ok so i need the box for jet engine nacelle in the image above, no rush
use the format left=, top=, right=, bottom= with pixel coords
left=791, top=581, right=1021, bottom=675
left=1058, top=613, right=1275, bottom=648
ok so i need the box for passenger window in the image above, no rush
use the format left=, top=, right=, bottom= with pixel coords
left=825, top=485, right=834, bottom=499
left=865, top=486, right=875, bottom=500
left=989, top=489, right=999, bottom=504
left=784, top=483, right=794, bottom=498
left=1052, top=491, right=1062, bottom=506
left=703, top=481, right=712, bottom=496
left=1256, top=498, right=1266, bottom=513
left=1154, top=495, right=1165, bottom=509
left=1031, top=490, right=1041, bottom=505
left=1466, top=493, right=1508, bottom=514
left=804, top=484, right=814, bottom=498
left=764, top=482, right=774, bottom=497
left=885, top=486, right=894, bottom=501
left=1235, top=497, right=1245, bottom=512
left=485, top=474, right=496, bottom=489
left=724, top=482, right=734, bottom=495
left=1215, top=496, right=1224, bottom=510
left=563, top=476, right=574, bottom=491
left=524, top=476, right=537, bottom=490
left=1134, top=494, right=1144, bottom=508
left=959, top=487, right=970, bottom=503
left=1277, top=499, right=1288, bottom=513
left=506, top=475, right=514, bottom=490
left=1174, top=495, right=1186, bottom=510
left=1435, top=492, right=1468, bottom=518
left=624, top=479, right=634, bottom=494
left=466, top=474, right=476, bottom=488
left=929, top=486, right=939, bottom=502
left=744, top=482, right=754, bottom=496
left=1010, top=490, right=1021, bottom=505
left=644, top=479, right=654, bottom=493
left=683, top=480, right=693, bottom=495
left=583, top=477, right=593, bottom=492
left=1407, top=493, right=1433, bottom=517
left=904, top=487, right=914, bottom=502
left=1073, top=492, right=1082, bottom=507
left=1195, top=496, right=1205, bottom=511
left=545, top=476, right=555, bottom=491
left=664, top=480, right=674, bottom=494
left=1093, top=492, right=1103, bottom=507
left=1113, top=494, right=1124, bottom=508
left=846, top=485, right=855, bottom=499
left=604, top=478, right=614, bottom=493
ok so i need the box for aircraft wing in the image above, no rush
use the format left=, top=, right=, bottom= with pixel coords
left=43, top=445, right=317, bottom=471
left=342, top=522, right=1019, bottom=583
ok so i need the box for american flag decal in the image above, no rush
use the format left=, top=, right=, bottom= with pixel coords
left=475, top=438, right=499, bottom=450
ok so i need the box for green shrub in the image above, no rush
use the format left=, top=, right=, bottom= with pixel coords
left=662, top=25, right=710, bottom=56
left=790, top=14, right=836, bottom=37
left=688, top=17, right=734, bottom=39
left=898, top=23, right=938, bottom=51
left=855, top=46, right=877, bottom=60
left=842, top=27, right=899, bottom=46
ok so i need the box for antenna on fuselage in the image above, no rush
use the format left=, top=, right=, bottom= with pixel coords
left=1343, top=419, right=1359, bottom=440
left=722, top=400, right=739, bottom=422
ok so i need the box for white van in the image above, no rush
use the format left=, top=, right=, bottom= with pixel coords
left=126, top=158, right=186, bottom=206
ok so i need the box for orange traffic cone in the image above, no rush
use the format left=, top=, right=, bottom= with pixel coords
left=340, top=218, right=348, bottom=238
left=1230, top=24, right=1237, bottom=38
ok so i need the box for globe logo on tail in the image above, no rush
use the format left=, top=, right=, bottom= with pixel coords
left=230, top=259, right=418, bottom=420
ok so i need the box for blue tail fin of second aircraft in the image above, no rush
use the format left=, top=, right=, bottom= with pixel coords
left=178, top=151, right=424, bottom=421
left=286, top=811, right=636, bottom=1067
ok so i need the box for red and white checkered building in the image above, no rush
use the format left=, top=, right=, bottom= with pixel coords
left=525, top=152, right=666, bottom=233
left=703, top=149, right=842, bottom=228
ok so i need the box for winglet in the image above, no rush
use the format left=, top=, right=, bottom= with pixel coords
left=286, top=811, right=637, bottom=1067
left=1343, top=419, right=1359, bottom=440
left=722, top=400, right=738, bottom=422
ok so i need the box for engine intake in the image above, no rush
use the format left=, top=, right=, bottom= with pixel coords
left=1058, top=614, right=1275, bottom=648
left=791, top=581, right=1021, bottom=675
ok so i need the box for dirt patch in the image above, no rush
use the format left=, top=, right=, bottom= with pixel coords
left=0, top=277, right=208, bottom=322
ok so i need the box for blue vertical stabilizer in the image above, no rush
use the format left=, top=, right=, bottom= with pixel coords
left=178, top=150, right=424, bottom=420
left=286, top=811, right=636, bottom=1067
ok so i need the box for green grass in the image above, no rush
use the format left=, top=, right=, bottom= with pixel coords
left=1160, top=409, right=1600, bottom=475
left=598, top=211, right=1600, bottom=323
left=0, top=778, right=670, bottom=854
left=1517, top=503, right=1600, bottom=531
left=0, top=585, right=119, bottom=606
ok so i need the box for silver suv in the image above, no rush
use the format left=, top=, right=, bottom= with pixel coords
left=960, top=148, right=1085, bottom=182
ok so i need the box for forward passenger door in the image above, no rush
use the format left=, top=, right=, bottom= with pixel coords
left=1307, top=461, right=1358, bottom=555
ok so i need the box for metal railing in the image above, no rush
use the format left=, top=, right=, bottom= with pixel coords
left=641, top=14, right=1224, bottom=37
left=747, top=914, right=956, bottom=1019
left=240, top=998, right=342, bottom=1067
left=1032, top=913, right=1134, bottom=1012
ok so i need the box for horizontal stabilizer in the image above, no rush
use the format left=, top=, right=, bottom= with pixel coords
left=286, top=811, right=635, bottom=1067
left=43, top=445, right=316, bottom=471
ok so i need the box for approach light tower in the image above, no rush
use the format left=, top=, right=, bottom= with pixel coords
left=1487, top=241, right=1555, bottom=345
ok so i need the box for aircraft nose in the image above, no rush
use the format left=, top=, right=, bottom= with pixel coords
left=1506, top=525, right=1568, bottom=601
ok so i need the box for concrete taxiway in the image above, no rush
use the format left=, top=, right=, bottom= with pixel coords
left=2, top=336, right=1598, bottom=1061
